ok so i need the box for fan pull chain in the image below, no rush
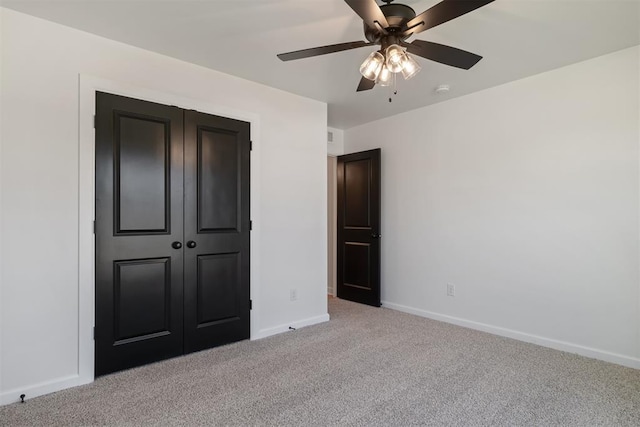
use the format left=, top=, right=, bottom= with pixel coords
left=388, top=73, right=398, bottom=103
left=394, top=72, right=398, bottom=96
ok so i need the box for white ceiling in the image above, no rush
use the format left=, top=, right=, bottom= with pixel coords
left=2, top=0, right=639, bottom=129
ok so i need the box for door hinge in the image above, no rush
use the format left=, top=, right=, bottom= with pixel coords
left=249, top=140, right=253, bottom=151
left=249, top=220, right=252, bottom=231
left=249, top=300, right=252, bottom=310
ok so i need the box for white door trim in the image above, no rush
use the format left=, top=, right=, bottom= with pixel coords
left=78, top=74, right=262, bottom=385
left=327, top=156, right=337, bottom=296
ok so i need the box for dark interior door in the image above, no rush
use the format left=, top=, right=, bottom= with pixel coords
left=337, top=149, right=381, bottom=307
left=183, top=111, right=251, bottom=353
left=95, top=93, right=185, bottom=376
left=95, top=93, right=251, bottom=376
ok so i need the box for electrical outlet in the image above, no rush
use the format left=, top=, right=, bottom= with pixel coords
left=290, top=289, right=297, bottom=301
left=447, top=284, right=455, bottom=297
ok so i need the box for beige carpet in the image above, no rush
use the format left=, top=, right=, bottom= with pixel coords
left=1, top=298, right=639, bottom=426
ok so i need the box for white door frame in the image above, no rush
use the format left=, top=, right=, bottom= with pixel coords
left=327, top=155, right=337, bottom=296
left=78, top=74, right=262, bottom=385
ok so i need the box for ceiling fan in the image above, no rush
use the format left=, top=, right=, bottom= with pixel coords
left=277, top=0, right=494, bottom=92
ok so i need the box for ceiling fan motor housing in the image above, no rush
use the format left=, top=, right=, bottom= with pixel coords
left=364, top=3, right=416, bottom=44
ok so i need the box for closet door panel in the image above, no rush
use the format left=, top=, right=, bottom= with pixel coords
left=95, top=92, right=185, bottom=376
left=183, top=111, right=250, bottom=353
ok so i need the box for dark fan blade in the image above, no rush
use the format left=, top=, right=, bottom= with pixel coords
left=344, top=0, right=389, bottom=31
left=402, top=40, right=482, bottom=70
left=357, top=76, right=376, bottom=92
left=402, top=0, right=494, bottom=37
left=277, top=41, right=374, bottom=61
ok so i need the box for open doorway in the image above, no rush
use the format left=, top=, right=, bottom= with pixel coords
left=328, top=148, right=382, bottom=306
left=335, top=149, right=381, bottom=307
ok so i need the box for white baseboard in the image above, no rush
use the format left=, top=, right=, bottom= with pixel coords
left=0, top=374, right=92, bottom=406
left=1, top=313, right=330, bottom=406
left=1, top=312, right=330, bottom=406
left=253, top=313, right=330, bottom=340
left=381, top=301, right=640, bottom=370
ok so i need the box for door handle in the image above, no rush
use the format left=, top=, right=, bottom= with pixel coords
left=371, top=233, right=381, bottom=239
left=171, top=241, right=182, bottom=249
left=186, top=241, right=197, bottom=249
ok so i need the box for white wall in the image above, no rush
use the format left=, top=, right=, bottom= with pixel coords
left=327, top=127, right=345, bottom=157
left=0, top=8, right=328, bottom=403
left=345, top=46, right=640, bottom=367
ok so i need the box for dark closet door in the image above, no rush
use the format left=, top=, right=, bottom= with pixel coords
left=337, top=149, right=381, bottom=307
left=95, top=92, right=185, bottom=376
left=183, top=111, right=251, bottom=353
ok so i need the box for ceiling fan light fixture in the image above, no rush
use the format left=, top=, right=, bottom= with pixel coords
left=385, top=44, right=406, bottom=73
left=276, top=0, right=495, bottom=94
left=400, top=54, right=421, bottom=80
left=359, top=51, right=385, bottom=81
left=376, top=64, right=392, bottom=86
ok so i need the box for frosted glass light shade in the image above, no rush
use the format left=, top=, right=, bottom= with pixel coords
left=401, top=54, right=421, bottom=80
left=359, top=51, right=384, bottom=81
left=385, top=44, right=406, bottom=73
left=376, top=64, right=392, bottom=86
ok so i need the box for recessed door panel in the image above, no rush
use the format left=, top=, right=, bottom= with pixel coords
left=198, top=128, right=239, bottom=233
left=197, top=253, right=240, bottom=325
left=344, top=159, right=371, bottom=228
left=116, top=115, right=169, bottom=234
left=114, top=258, right=170, bottom=342
left=343, top=243, right=371, bottom=290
